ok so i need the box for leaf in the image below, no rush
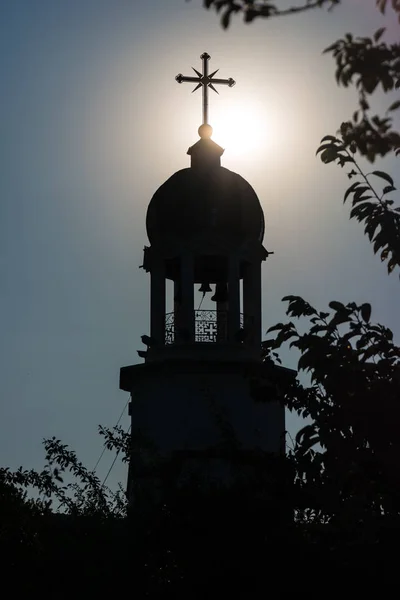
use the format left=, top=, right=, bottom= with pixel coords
left=373, top=230, right=387, bottom=253
left=387, top=257, right=397, bottom=274
left=350, top=203, right=374, bottom=221
left=364, top=217, right=380, bottom=241
left=383, top=185, right=396, bottom=194
left=319, top=135, right=339, bottom=143
left=262, top=339, right=275, bottom=349
left=338, top=155, right=354, bottom=167
left=297, top=352, right=312, bottom=372
left=297, top=434, right=320, bottom=455
left=329, top=301, right=346, bottom=312
left=363, top=75, right=379, bottom=94
left=330, top=312, right=350, bottom=327
left=221, top=7, right=233, bottom=29
left=381, top=73, right=394, bottom=92
left=343, top=181, right=361, bottom=203
left=353, top=195, right=373, bottom=205
left=320, top=147, right=338, bottom=163
left=371, top=170, right=394, bottom=186
left=266, top=323, right=285, bottom=334
left=360, top=303, right=371, bottom=323
left=323, top=43, right=339, bottom=54
left=381, top=247, right=389, bottom=261
left=352, top=186, right=370, bottom=202
left=376, top=0, right=387, bottom=16
left=316, top=143, right=339, bottom=156
left=275, top=328, right=297, bottom=347
left=387, top=100, right=400, bottom=113
left=373, top=27, right=386, bottom=42
left=309, top=324, right=329, bottom=334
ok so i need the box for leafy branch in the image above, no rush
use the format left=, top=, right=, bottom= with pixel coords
left=201, top=1, right=400, bottom=29
left=316, top=132, right=400, bottom=275
left=98, top=424, right=131, bottom=463
left=264, top=296, right=400, bottom=520
left=202, top=1, right=400, bottom=163
left=1, top=437, right=128, bottom=518
left=324, top=31, right=400, bottom=160
left=201, top=1, right=340, bottom=28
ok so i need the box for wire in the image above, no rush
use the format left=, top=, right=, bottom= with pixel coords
left=101, top=424, right=131, bottom=488
left=92, top=397, right=130, bottom=473
left=197, top=292, right=206, bottom=310
left=286, top=430, right=296, bottom=451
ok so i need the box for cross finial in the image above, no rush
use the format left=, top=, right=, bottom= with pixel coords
left=176, top=53, right=235, bottom=135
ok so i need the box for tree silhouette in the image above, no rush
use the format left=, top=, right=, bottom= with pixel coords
left=2, top=1, right=400, bottom=594
left=201, top=0, right=400, bottom=530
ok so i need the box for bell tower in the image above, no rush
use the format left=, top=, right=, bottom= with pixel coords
left=120, top=54, right=287, bottom=505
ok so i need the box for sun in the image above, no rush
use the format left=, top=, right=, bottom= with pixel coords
left=210, top=100, right=273, bottom=159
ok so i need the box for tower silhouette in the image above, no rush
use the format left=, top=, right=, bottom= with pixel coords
left=120, top=54, right=290, bottom=506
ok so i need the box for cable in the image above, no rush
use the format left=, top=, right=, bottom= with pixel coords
left=101, top=424, right=131, bottom=488
left=92, top=397, right=130, bottom=473
left=197, top=292, right=206, bottom=310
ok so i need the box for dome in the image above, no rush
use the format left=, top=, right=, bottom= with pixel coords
left=146, top=166, right=265, bottom=247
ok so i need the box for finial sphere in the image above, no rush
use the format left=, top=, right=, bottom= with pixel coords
left=198, top=124, right=213, bottom=139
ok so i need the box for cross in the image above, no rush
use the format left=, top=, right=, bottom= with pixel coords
left=175, top=53, right=235, bottom=126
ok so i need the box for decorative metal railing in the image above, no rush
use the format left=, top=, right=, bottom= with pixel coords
left=165, top=310, right=247, bottom=344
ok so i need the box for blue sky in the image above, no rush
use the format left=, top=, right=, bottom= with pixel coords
left=1, top=0, right=399, bottom=488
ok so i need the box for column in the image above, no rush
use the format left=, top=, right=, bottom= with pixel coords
left=150, top=258, right=166, bottom=344
left=243, top=259, right=262, bottom=347
left=174, top=279, right=183, bottom=343
left=180, top=253, right=195, bottom=343
left=227, top=257, right=240, bottom=343
left=216, top=285, right=228, bottom=342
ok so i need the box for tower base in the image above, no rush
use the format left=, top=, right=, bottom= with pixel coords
left=120, top=358, right=293, bottom=506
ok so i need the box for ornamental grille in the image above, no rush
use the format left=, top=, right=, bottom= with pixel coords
left=165, top=310, right=248, bottom=344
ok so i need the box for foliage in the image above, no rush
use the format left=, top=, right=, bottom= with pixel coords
left=202, top=1, right=400, bottom=161
left=324, top=30, right=400, bottom=161
left=202, top=1, right=400, bottom=27
left=263, top=296, right=400, bottom=523
left=201, top=6, right=400, bottom=520
left=99, top=424, right=131, bottom=462
left=2, top=2, right=400, bottom=591
left=316, top=133, right=400, bottom=275
left=202, top=0, right=342, bottom=26
left=1, top=435, right=127, bottom=518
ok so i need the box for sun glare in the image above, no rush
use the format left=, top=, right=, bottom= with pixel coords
left=211, top=101, right=273, bottom=158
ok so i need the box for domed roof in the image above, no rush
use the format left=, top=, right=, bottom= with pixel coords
left=146, top=166, right=265, bottom=248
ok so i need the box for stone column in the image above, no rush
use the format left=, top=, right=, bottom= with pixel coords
left=216, top=289, right=228, bottom=343
left=174, top=279, right=183, bottom=343
left=227, top=256, right=240, bottom=343
left=150, top=258, right=165, bottom=345
left=243, top=259, right=261, bottom=347
left=180, top=253, right=195, bottom=343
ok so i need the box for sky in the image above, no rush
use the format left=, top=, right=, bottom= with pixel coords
left=1, top=0, right=399, bottom=489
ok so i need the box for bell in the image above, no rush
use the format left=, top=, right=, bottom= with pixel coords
left=198, top=282, right=212, bottom=294
left=211, top=282, right=228, bottom=303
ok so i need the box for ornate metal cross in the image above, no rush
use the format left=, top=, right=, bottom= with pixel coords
left=176, top=53, right=235, bottom=125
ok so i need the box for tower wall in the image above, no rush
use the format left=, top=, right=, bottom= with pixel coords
left=121, top=359, right=286, bottom=504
